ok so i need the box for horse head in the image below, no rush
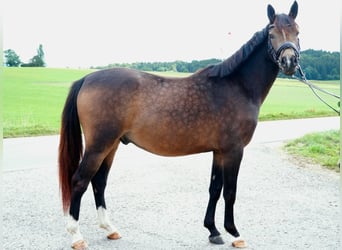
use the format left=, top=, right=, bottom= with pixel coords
left=267, top=1, right=300, bottom=75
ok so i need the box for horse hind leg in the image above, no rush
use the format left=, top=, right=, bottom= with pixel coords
left=91, top=144, right=121, bottom=240
left=66, top=143, right=117, bottom=249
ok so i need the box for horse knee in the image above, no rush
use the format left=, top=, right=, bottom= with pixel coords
left=209, top=186, right=222, bottom=201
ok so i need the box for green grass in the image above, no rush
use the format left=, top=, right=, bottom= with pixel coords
left=284, top=130, right=340, bottom=172
left=260, top=78, right=339, bottom=120
left=2, top=67, right=340, bottom=138
left=3, top=67, right=95, bottom=137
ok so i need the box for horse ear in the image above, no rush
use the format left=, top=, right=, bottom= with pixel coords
left=267, top=4, right=276, bottom=23
left=289, top=1, right=298, bottom=19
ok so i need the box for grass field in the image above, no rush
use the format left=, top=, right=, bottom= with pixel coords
left=3, top=68, right=95, bottom=137
left=260, top=78, right=340, bottom=120
left=3, top=67, right=340, bottom=138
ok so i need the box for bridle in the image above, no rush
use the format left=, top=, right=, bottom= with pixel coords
left=267, top=26, right=301, bottom=68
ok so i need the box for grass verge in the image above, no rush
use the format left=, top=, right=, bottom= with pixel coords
left=284, top=130, right=340, bottom=172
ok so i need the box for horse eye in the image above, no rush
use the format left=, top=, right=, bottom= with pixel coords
left=269, top=34, right=275, bottom=39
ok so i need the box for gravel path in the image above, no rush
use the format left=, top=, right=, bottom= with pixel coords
left=2, top=117, right=340, bottom=249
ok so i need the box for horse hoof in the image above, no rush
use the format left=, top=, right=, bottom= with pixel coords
left=71, top=240, right=88, bottom=250
left=209, top=235, right=225, bottom=244
left=232, top=239, right=247, bottom=248
left=107, top=232, right=122, bottom=240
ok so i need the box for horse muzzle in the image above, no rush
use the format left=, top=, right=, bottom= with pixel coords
left=278, top=53, right=298, bottom=75
left=276, top=42, right=300, bottom=76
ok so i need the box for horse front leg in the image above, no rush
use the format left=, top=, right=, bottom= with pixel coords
left=222, top=148, right=247, bottom=248
left=204, top=152, right=224, bottom=244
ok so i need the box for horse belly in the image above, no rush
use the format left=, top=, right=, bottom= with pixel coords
left=126, top=126, right=215, bottom=157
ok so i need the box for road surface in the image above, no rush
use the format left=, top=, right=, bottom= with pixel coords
left=2, top=117, right=340, bottom=249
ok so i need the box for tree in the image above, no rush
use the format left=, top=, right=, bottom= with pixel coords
left=4, top=49, right=22, bottom=67
left=22, top=44, right=46, bottom=67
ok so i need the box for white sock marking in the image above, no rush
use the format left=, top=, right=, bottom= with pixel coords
left=66, top=215, right=84, bottom=244
left=230, top=235, right=244, bottom=242
left=97, top=206, right=118, bottom=235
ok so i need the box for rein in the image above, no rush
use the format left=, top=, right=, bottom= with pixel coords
left=293, top=65, right=340, bottom=115
left=267, top=30, right=340, bottom=115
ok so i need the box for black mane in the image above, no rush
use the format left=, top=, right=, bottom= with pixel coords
left=208, top=26, right=269, bottom=78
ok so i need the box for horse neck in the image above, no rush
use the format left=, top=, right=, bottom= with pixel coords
left=236, top=41, right=279, bottom=105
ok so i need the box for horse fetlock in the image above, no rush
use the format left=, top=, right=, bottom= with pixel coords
left=67, top=215, right=84, bottom=245
left=225, top=224, right=240, bottom=238
left=203, top=218, right=214, bottom=229
left=97, top=206, right=120, bottom=237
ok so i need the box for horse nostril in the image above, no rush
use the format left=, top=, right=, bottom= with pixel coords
left=281, top=57, right=287, bottom=67
left=280, top=56, right=298, bottom=68
left=292, top=56, right=298, bottom=66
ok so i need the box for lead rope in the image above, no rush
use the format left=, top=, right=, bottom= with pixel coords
left=292, top=65, right=340, bottom=115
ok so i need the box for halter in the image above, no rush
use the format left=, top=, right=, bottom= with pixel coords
left=267, top=31, right=301, bottom=67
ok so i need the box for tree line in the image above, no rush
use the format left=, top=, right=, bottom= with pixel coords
left=4, top=47, right=339, bottom=80
left=93, top=58, right=222, bottom=74
left=94, top=50, right=339, bottom=80
left=295, top=49, right=339, bottom=80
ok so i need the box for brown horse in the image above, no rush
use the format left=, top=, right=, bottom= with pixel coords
left=59, top=1, right=300, bottom=249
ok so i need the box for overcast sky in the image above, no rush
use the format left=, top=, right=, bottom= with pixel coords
left=3, top=0, right=340, bottom=68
